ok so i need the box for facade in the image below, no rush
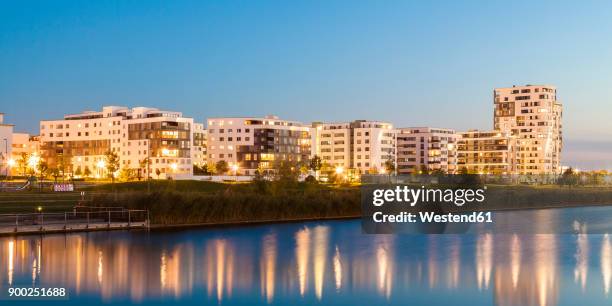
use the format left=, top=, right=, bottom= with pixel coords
left=10, top=133, right=40, bottom=176
left=206, top=115, right=310, bottom=175
left=0, top=113, right=15, bottom=177
left=40, top=106, right=195, bottom=179
left=456, top=130, right=517, bottom=175
left=493, top=84, right=563, bottom=174
left=192, top=123, right=207, bottom=168
left=312, top=120, right=396, bottom=175
left=396, top=127, right=458, bottom=175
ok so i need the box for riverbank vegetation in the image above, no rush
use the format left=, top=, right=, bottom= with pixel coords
left=89, top=180, right=361, bottom=225
left=83, top=179, right=612, bottom=226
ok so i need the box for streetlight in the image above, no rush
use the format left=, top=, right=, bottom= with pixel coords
left=7, top=159, right=15, bottom=182
left=28, top=154, right=40, bottom=170
left=335, top=166, right=345, bottom=183
left=97, top=160, right=106, bottom=179
left=170, top=162, right=178, bottom=179
left=3, top=138, right=7, bottom=185
left=231, top=164, right=239, bottom=182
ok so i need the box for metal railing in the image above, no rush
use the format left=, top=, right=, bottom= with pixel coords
left=0, top=208, right=149, bottom=234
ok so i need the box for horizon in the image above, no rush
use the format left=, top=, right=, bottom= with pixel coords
left=2, top=1, right=612, bottom=169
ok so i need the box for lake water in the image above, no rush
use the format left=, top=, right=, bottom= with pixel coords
left=2, top=206, right=612, bottom=305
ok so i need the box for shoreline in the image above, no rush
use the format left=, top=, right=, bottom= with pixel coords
left=3, top=201, right=612, bottom=237
left=147, top=201, right=612, bottom=231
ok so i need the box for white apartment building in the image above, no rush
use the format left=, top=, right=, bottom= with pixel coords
left=457, top=130, right=517, bottom=175
left=206, top=115, right=311, bottom=175
left=40, top=106, right=195, bottom=179
left=494, top=84, right=563, bottom=174
left=312, top=120, right=396, bottom=174
left=396, top=127, right=458, bottom=175
left=0, top=113, right=14, bottom=176
left=10, top=133, right=40, bottom=176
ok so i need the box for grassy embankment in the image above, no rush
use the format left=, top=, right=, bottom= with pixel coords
left=87, top=180, right=361, bottom=226
left=3, top=180, right=612, bottom=225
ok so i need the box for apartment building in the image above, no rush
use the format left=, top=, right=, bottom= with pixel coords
left=10, top=133, right=40, bottom=175
left=456, top=130, right=517, bottom=175
left=312, top=120, right=396, bottom=174
left=192, top=123, right=207, bottom=168
left=494, top=84, right=563, bottom=174
left=396, top=127, right=458, bottom=175
left=0, top=113, right=14, bottom=176
left=206, top=115, right=310, bottom=175
left=40, top=106, right=195, bottom=179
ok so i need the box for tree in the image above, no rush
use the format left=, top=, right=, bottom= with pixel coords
left=83, top=166, right=92, bottom=178
left=74, top=167, right=82, bottom=177
left=119, top=167, right=135, bottom=182
left=58, top=156, right=72, bottom=180
left=139, top=158, right=151, bottom=180
left=252, top=168, right=268, bottom=193
left=36, top=160, right=49, bottom=191
left=215, top=160, right=229, bottom=175
left=384, top=158, right=395, bottom=176
left=299, top=162, right=309, bottom=176
left=274, top=160, right=299, bottom=183
left=431, top=169, right=446, bottom=176
left=104, top=151, right=120, bottom=183
left=18, top=152, right=29, bottom=176
left=193, top=164, right=208, bottom=175
left=50, top=168, right=60, bottom=182
left=206, top=163, right=217, bottom=175
left=309, top=155, right=323, bottom=179
left=558, top=167, right=578, bottom=187
left=155, top=168, right=161, bottom=179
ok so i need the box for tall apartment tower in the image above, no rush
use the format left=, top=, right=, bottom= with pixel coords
left=493, top=85, right=563, bottom=174
left=396, top=127, right=458, bottom=175
left=312, top=120, right=396, bottom=174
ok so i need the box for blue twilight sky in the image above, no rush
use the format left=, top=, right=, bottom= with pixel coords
left=1, top=0, right=612, bottom=169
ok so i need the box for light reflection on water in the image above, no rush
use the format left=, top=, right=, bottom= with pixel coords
left=1, top=208, right=612, bottom=305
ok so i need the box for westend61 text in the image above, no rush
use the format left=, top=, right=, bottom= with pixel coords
left=372, top=211, right=493, bottom=224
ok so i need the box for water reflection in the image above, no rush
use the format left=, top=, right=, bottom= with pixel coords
left=476, top=233, right=493, bottom=290
left=333, top=246, right=342, bottom=291
left=602, top=234, right=611, bottom=296
left=205, top=239, right=235, bottom=302
left=375, top=235, right=393, bottom=299
left=295, top=227, right=310, bottom=297
left=574, top=222, right=588, bottom=292
left=1, top=210, right=612, bottom=305
left=260, top=233, right=276, bottom=303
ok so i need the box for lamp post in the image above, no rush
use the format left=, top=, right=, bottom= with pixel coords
left=3, top=138, right=7, bottom=188
left=97, top=159, right=106, bottom=180
left=231, top=164, right=239, bottom=182
left=7, top=159, right=15, bottom=182
left=335, top=166, right=344, bottom=183
left=170, top=162, right=178, bottom=179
